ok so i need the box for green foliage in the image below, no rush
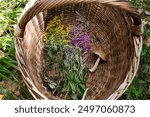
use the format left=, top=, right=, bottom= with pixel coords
left=61, top=46, right=87, bottom=99
left=0, top=57, right=18, bottom=80
left=0, top=33, right=18, bottom=81
left=45, top=45, right=87, bottom=100
left=0, top=0, right=27, bottom=33
left=0, top=34, right=13, bottom=52
left=0, top=86, right=18, bottom=100
left=121, top=76, right=146, bottom=100
left=139, top=45, right=150, bottom=81
left=0, top=0, right=33, bottom=100
left=120, top=0, right=150, bottom=100
left=143, top=25, right=150, bottom=38
left=19, top=84, right=34, bottom=100
left=44, top=45, right=87, bottom=100
left=121, top=45, right=150, bottom=100
left=44, top=14, right=88, bottom=99
left=129, top=0, right=145, bottom=8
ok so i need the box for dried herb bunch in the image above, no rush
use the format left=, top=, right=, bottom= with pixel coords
left=43, top=12, right=91, bottom=99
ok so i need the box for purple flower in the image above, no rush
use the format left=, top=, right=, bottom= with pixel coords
left=69, top=25, right=91, bottom=52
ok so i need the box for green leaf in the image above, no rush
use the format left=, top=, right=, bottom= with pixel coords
left=79, top=83, right=86, bottom=91
left=72, top=94, right=78, bottom=100
left=70, top=82, right=76, bottom=93
left=0, top=57, right=18, bottom=70
left=63, top=60, right=69, bottom=68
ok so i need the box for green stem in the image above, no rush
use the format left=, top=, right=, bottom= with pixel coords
left=82, top=88, right=89, bottom=100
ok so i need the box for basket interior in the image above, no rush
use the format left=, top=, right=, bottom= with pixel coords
left=22, top=2, right=134, bottom=99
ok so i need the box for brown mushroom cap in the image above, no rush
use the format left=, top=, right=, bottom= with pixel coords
left=91, top=46, right=108, bottom=61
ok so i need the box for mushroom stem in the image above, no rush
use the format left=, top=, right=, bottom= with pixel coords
left=89, top=57, right=101, bottom=72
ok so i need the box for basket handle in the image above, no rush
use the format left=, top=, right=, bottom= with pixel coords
left=14, top=0, right=143, bottom=38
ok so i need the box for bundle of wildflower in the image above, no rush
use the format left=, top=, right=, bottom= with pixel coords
left=43, top=12, right=91, bottom=99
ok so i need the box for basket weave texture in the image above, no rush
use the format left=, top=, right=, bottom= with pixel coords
left=14, top=0, right=143, bottom=100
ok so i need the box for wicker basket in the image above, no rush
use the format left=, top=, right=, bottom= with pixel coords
left=14, top=0, right=143, bottom=100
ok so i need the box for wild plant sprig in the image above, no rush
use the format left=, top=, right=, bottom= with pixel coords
left=44, top=13, right=72, bottom=45
left=70, top=24, right=91, bottom=52
left=43, top=13, right=90, bottom=99
left=62, top=45, right=87, bottom=99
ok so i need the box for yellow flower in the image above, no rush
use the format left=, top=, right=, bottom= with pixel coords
left=66, top=25, right=72, bottom=34
left=55, top=25, right=65, bottom=35
left=56, top=19, right=61, bottom=25
left=63, top=39, right=70, bottom=44
left=60, top=12, right=64, bottom=20
left=44, top=12, right=73, bottom=45
left=53, top=16, right=58, bottom=23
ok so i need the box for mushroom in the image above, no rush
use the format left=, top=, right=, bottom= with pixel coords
left=89, top=46, right=108, bottom=72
